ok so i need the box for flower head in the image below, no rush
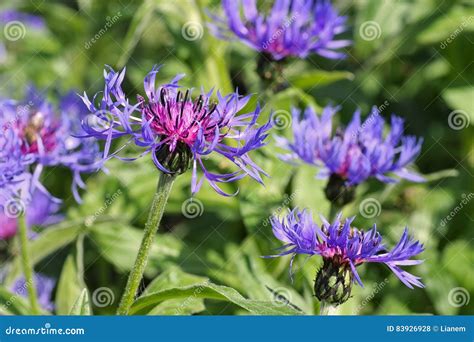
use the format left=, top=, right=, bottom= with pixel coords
left=209, top=0, right=350, bottom=60
left=0, top=189, right=62, bottom=240
left=0, top=9, right=46, bottom=29
left=12, top=273, right=55, bottom=312
left=279, top=106, right=424, bottom=203
left=80, top=65, right=271, bottom=196
left=0, top=86, right=102, bottom=202
left=0, top=125, right=33, bottom=205
left=268, top=209, right=424, bottom=303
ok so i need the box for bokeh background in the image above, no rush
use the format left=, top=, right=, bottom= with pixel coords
left=0, top=0, right=472, bottom=315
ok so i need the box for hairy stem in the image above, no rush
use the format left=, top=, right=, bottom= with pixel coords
left=116, top=173, right=175, bottom=315
left=319, top=301, right=337, bottom=315
left=328, top=202, right=342, bottom=221
left=18, top=212, right=40, bottom=314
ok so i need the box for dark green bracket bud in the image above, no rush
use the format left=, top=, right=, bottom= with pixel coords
left=154, top=141, right=193, bottom=175
left=314, top=257, right=353, bottom=306
left=324, top=173, right=356, bottom=207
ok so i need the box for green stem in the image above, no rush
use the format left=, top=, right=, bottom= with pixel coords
left=319, top=301, right=336, bottom=315
left=17, top=212, right=40, bottom=314
left=328, top=202, right=342, bottom=221
left=116, top=173, right=175, bottom=315
left=76, top=233, right=86, bottom=287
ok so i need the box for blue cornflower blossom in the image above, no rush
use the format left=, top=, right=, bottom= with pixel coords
left=79, top=65, right=272, bottom=196
left=269, top=209, right=424, bottom=304
left=0, top=125, right=33, bottom=206
left=12, top=273, right=55, bottom=312
left=0, top=189, right=62, bottom=240
left=0, top=9, right=46, bottom=29
left=0, top=87, right=102, bottom=202
left=209, top=0, right=350, bottom=60
left=278, top=106, right=424, bottom=204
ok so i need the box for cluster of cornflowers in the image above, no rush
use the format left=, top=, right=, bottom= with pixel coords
left=0, top=86, right=102, bottom=313
left=207, top=0, right=425, bottom=312
left=0, top=0, right=428, bottom=316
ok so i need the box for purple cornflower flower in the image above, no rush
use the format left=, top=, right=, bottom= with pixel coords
left=0, top=86, right=102, bottom=202
left=0, top=189, right=62, bottom=240
left=0, top=9, right=46, bottom=29
left=209, top=0, right=350, bottom=60
left=0, top=123, right=34, bottom=207
left=80, top=65, right=271, bottom=196
left=12, top=273, right=55, bottom=312
left=269, top=209, right=424, bottom=304
left=278, top=106, right=424, bottom=205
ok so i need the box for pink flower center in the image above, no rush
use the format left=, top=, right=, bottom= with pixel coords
left=140, top=89, right=222, bottom=152
left=17, top=111, right=58, bottom=155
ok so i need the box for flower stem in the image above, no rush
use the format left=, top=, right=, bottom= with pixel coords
left=328, top=202, right=342, bottom=221
left=17, top=212, right=40, bottom=314
left=319, top=301, right=336, bottom=315
left=116, top=173, right=175, bottom=315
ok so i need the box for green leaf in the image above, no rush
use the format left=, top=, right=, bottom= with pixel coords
left=144, top=265, right=208, bottom=294
left=69, top=289, right=92, bottom=315
left=56, top=255, right=84, bottom=315
left=89, top=223, right=183, bottom=275
left=5, top=223, right=82, bottom=285
left=288, top=70, right=354, bottom=90
left=130, top=282, right=303, bottom=315
left=146, top=298, right=206, bottom=315
left=142, top=266, right=208, bottom=315
left=208, top=239, right=313, bottom=314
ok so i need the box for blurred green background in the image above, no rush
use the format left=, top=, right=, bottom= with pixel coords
left=0, top=0, right=472, bottom=315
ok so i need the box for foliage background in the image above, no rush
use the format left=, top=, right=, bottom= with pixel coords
left=0, top=0, right=472, bottom=315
